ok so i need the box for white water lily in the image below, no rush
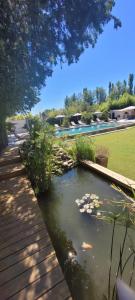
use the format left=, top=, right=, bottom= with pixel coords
left=84, top=204, right=90, bottom=209
left=97, top=211, right=101, bottom=216
left=90, top=204, right=94, bottom=209
left=85, top=193, right=90, bottom=198
left=75, top=199, right=80, bottom=203
left=90, top=194, right=99, bottom=200
left=87, top=209, right=92, bottom=214
left=80, top=199, right=85, bottom=204
left=80, top=208, right=85, bottom=213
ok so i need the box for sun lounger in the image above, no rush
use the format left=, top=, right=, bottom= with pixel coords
left=78, top=120, right=86, bottom=126
left=54, top=124, right=60, bottom=128
left=71, top=121, right=77, bottom=126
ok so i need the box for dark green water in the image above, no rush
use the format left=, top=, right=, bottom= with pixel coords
left=39, top=167, right=135, bottom=300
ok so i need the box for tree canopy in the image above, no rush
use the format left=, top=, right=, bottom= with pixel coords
left=0, top=0, right=121, bottom=119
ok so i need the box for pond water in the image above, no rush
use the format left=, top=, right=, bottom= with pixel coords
left=39, top=167, right=135, bottom=300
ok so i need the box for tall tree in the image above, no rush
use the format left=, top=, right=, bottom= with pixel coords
left=0, top=0, right=121, bottom=149
left=108, top=82, right=112, bottom=96
left=95, top=87, right=106, bottom=103
left=128, top=74, right=134, bottom=95
left=83, top=88, right=94, bottom=105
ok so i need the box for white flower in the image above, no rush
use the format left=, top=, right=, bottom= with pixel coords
left=97, top=211, right=101, bottom=216
left=90, top=194, right=99, bottom=200
left=80, top=208, right=85, bottom=213
left=84, top=204, right=89, bottom=209
left=89, top=204, right=94, bottom=209
left=75, top=199, right=80, bottom=203
left=80, top=199, right=85, bottom=204
left=87, top=209, right=92, bottom=214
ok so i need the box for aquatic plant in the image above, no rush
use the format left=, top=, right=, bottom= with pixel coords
left=96, top=186, right=135, bottom=300
left=21, top=118, right=55, bottom=193
left=75, top=136, right=95, bottom=162
left=75, top=193, right=102, bottom=215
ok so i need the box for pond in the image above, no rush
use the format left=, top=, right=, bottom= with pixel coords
left=39, top=167, right=135, bottom=300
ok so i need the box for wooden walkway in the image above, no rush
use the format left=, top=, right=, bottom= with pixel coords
left=0, top=146, right=71, bottom=300
left=81, top=160, right=135, bottom=191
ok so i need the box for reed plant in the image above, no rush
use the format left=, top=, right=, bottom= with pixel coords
left=75, top=136, right=95, bottom=161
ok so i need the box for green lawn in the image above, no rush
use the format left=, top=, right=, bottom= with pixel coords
left=93, top=127, right=135, bottom=180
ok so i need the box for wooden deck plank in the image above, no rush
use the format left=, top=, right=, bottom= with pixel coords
left=0, top=245, right=54, bottom=285
left=9, top=265, right=64, bottom=300
left=37, top=280, right=71, bottom=300
left=0, top=228, right=48, bottom=260
left=0, top=149, right=72, bottom=300
left=0, top=220, right=44, bottom=243
left=0, top=238, right=51, bottom=272
left=0, top=223, right=46, bottom=250
left=81, top=159, right=135, bottom=191
left=0, top=163, right=26, bottom=181
left=0, top=255, right=59, bottom=299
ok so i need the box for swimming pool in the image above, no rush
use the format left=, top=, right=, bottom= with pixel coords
left=56, top=122, right=117, bottom=137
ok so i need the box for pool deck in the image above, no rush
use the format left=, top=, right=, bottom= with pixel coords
left=81, top=160, right=135, bottom=192
left=0, top=146, right=71, bottom=300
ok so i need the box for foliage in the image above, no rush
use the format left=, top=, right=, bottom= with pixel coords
left=83, top=88, right=94, bottom=105
left=21, top=118, right=55, bottom=193
left=82, top=112, right=93, bottom=124
left=109, top=93, right=135, bottom=110
left=75, top=136, right=95, bottom=161
left=95, top=87, right=107, bottom=103
left=0, top=0, right=120, bottom=119
left=62, top=117, right=70, bottom=128
left=0, top=0, right=120, bottom=150
left=100, top=110, right=109, bottom=121
left=128, top=74, right=134, bottom=95
left=7, top=113, right=33, bottom=121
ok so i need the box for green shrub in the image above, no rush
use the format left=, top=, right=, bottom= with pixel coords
left=81, top=112, right=92, bottom=124
left=75, top=136, right=95, bottom=161
left=21, top=118, right=55, bottom=194
left=62, top=117, right=70, bottom=127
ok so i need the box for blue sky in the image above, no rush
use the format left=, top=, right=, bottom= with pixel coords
left=32, top=0, right=135, bottom=114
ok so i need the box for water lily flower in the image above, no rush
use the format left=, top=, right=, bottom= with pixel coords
left=90, top=204, right=94, bottom=209
left=90, top=194, right=97, bottom=200
left=84, top=204, right=90, bottom=209
left=97, top=211, right=101, bottom=216
left=75, top=199, right=80, bottom=203
left=80, top=199, right=85, bottom=204
left=87, top=209, right=92, bottom=214
left=80, top=208, right=85, bottom=213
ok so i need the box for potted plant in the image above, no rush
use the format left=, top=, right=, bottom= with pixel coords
left=95, top=146, right=109, bottom=167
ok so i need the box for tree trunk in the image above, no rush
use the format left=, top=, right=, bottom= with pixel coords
left=0, top=119, right=8, bottom=152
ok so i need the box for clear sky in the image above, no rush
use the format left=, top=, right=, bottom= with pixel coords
left=32, top=0, right=135, bottom=114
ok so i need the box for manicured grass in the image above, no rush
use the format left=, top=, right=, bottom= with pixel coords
left=93, top=127, right=135, bottom=180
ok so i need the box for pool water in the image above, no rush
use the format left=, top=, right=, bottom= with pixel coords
left=39, top=168, right=135, bottom=300
left=56, top=122, right=117, bottom=137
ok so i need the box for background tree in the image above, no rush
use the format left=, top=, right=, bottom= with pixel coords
left=0, top=0, right=121, bottom=150
left=95, top=87, right=107, bottom=104
left=109, top=82, right=112, bottom=96
left=83, top=88, right=94, bottom=105
left=128, top=73, right=134, bottom=95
